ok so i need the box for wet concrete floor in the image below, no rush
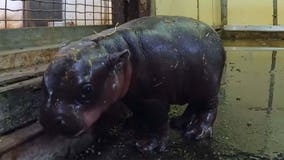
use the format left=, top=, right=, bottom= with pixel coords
left=65, top=44, right=284, bottom=160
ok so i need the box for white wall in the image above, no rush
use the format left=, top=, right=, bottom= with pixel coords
left=0, top=0, right=23, bottom=29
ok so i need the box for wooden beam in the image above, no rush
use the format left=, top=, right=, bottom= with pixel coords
left=0, top=77, right=42, bottom=93
left=0, top=64, right=48, bottom=86
left=0, top=122, right=43, bottom=155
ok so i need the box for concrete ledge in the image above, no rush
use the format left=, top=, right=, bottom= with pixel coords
left=224, top=25, right=284, bottom=32
left=0, top=25, right=110, bottom=51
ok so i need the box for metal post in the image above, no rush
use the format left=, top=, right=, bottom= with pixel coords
left=84, top=0, right=86, bottom=25
left=221, top=0, right=227, bottom=26
left=267, top=50, right=277, bottom=114
left=5, top=0, right=8, bottom=28
left=64, top=0, right=67, bottom=26
left=75, top=0, right=77, bottom=25
left=93, top=0, right=95, bottom=25
left=150, top=0, right=156, bottom=16
left=197, top=0, right=200, bottom=20
left=273, top=0, right=277, bottom=25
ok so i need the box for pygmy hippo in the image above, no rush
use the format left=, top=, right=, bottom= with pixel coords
left=40, top=16, right=225, bottom=151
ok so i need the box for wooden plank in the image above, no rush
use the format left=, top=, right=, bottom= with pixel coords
left=0, top=64, right=48, bottom=86
left=0, top=47, right=57, bottom=71
left=0, top=77, right=42, bottom=93
left=0, top=122, right=43, bottom=155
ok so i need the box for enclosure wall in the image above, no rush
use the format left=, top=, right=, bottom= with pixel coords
left=227, top=0, right=273, bottom=25
left=279, top=0, right=284, bottom=25
left=155, top=0, right=221, bottom=27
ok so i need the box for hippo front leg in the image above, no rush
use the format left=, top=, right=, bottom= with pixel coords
left=127, top=99, right=169, bottom=152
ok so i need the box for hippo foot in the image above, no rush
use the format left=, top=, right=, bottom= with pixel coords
left=170, top=116, right=189, bottom=130
left=184, top=123, right=212, bottom=141
left=135, top=136, right=168, bottom=152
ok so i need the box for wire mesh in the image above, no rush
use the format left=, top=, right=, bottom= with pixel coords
left=0, top=0, right=112, bottom=29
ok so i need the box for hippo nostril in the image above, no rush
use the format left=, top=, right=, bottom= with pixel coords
left=55, top=116, right=66, bottom=127
left=51, top=115, right=81, bottom=136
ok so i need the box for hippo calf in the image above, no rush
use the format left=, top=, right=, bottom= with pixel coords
left=40, top=16, right=225, bottom=151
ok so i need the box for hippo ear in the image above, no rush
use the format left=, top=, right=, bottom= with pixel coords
left=108, top=49, right=131, bottom=66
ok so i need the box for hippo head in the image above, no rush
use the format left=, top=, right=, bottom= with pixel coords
left=40, top=44, right=132, bottom=137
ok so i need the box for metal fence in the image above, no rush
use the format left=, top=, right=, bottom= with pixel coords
left=0, top=0, right=112, bottom=29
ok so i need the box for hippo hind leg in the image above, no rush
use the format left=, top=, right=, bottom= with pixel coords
left=170, top=96, right=218, bottom=141
left=127, top=99, right=169, bottom=152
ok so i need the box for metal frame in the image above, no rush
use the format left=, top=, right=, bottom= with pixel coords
left=0, top=0, right=112, bottom=29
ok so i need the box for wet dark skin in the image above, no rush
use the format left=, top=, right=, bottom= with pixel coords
left=40, top=16, right=226, bottom=151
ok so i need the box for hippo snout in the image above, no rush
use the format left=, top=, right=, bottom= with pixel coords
left=40, top=104, right=84, bottom=137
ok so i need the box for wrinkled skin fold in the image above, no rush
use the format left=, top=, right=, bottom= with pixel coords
left=40, top=16, right=226, bottom=151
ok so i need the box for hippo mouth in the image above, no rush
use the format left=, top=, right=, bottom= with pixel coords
left=74, top=106, right=105, bottom=136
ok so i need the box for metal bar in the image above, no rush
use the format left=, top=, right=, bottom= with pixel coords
left=197, top=0, right=199, bottom=20
left=52, top=0, right=55, bottom=27
left=75, top=0, right=78, bottom=25
left=93, top=0, right=95, bottom=25
left=267, top=51, right=277, bottom=114
left=105, top=0, right=109, bottom=24
left=64, top=0, right=66, bottom=26
left=5, top=0, right=8, bottom=28
left=84, top=0, right=86, bottom=26
left=2, top=0, right=102, bottom=8
left=0, top=18, right=111, bottom=21
left=273, top=0, right=278, bottom=25
left=150, top=0, right=156, bottom=16
left=0, top=8, right=104, bottom=14
left=23, top=0, right=26, bottom=27
left=0, top=0, right=112, bottom=29
left=100, top=0, right=103, bottom=24
left=221, top=0, right=227, bottom=26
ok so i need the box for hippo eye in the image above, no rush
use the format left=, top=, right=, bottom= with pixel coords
left=78, top=83, right=95, bottom=104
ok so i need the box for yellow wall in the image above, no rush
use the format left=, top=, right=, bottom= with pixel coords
left=279, top=0, right=284, bottom=25
left=199, top=0, right=221, bottom=27
left=155, top=0, right=198, bottom=19
left=155, top=0, right=221, bottom=26
left=227, top=0, right=273, bottom=25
